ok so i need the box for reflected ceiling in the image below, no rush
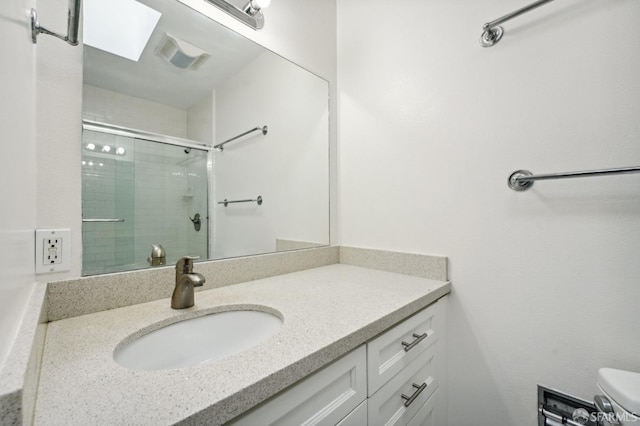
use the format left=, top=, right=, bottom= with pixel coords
left=83, top=0, right=264, bottom=109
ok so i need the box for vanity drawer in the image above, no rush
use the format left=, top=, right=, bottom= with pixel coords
left=367, top=300, right=440, bottom=396
left=406, top=389, right=440, bottom=426
left=367, top=344, right=438, bottom=426
left=336, top=400, right=367, bottom=426
left=229, top=345, right=366, bottom=426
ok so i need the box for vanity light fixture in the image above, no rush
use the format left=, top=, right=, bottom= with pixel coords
left=243, top=0, right=271, bottom=17
left=204, top=0, right=271, bottom=30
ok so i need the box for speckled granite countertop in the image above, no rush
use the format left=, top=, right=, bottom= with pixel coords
left=35, top=264, right=450, bottom=425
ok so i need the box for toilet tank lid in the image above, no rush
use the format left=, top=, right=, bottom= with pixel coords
left=597, top=368, right=640, bottom=415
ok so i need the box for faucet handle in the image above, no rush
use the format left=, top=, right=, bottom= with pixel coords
left=176, top=256, right=200, bottom=273
left=150, top=244, right=166, bottom=258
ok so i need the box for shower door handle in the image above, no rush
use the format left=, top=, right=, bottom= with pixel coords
left=189, top=213, right=201, bottom=232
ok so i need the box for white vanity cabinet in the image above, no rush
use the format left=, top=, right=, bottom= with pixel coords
left=337, top=401, right=368, bottom=426
left=367, top=344, right=438, bottom=426
left=406, top=389, right=441, bottom=426
left=229, top=346, right=367, bottom=426
left=228, top=297, right=445, bottom=426
left=366, top=299, right=442, bottom=426
left=367, top=299, right=441, bottom=396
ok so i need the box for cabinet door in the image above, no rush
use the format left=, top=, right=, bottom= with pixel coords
left=407, top=389, right=440, bottom=426
left=367, top=344, right=438, bottom=426
left=337, top=400, right=367, bottom=426
left=229, top=346, right=366, bottom=426
left=367, top=300, right=440, bottom=396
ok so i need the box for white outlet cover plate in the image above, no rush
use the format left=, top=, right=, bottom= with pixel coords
left=35, top=229, right=71, bottom=274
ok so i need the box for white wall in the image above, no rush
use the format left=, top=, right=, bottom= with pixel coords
left=179, top=0, right=338, bottom=244
left=0, top=0, right=37, bottom=369
left=35, top=0, right=83, bottom=279
left=214, top=52, right=330, bottom=258
left=187, top=93, right=214, bottom=145
left=337, top=0, right=640, bottom=424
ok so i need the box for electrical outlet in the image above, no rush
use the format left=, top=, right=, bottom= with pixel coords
left=35, top=229, right=71, bottom=274
left=45, top=237, right=62, bottom=265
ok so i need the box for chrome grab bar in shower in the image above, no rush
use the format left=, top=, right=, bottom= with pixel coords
left=508, top=166, right=640, bottom=191
left=31, top=0, right=82, bottom=45
left=214, top=126, right=268, bottom=151
left=82, top=219, right=126, bottom=223
left=480, top=0, right=557, bottom=47
left=218, top=196, right=263, bottom=207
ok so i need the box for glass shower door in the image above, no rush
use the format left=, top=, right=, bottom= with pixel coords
left=81, top=130, right=135, bottom=275
left=132, top=139, right=209, bottom=269
left=81, top=129, right=209, bottom=276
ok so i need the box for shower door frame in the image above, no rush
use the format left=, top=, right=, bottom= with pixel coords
left=81, top=119, right=213, bottom=274
left=83, top=120, right=213, bottom=153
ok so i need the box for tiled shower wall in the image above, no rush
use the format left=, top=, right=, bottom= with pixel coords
left=81, top=132, right=135, bottom=274
left=82, top=86, right=210, bottom=275
left=82, top=131, right=209, bottom=275
left=132, top=141, right=208, bottom=269
left=83, top=85, right=188, bottom=138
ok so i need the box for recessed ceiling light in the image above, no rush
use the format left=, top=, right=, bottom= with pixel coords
left=83, top=0, right=162, bottom=62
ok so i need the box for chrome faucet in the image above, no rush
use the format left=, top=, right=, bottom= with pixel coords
left=171, top=256, right=206, bottom=309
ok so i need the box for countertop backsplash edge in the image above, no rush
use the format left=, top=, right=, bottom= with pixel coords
left=339, top=245, right=449, bottom=281
left=47, top=246, right=340, bottom=322
left=46, top=245, right=449, bottom=322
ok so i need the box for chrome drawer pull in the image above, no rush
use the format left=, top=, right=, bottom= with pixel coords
left=401, top=382, right=428, bottom=407
left=401, top=332, right=428, bottom=352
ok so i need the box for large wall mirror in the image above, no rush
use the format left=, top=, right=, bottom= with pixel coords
left=81, top=0, right=329, bottom=276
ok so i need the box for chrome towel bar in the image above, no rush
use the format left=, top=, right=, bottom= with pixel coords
left=82, top=219, right=125, bottom=223
left=218, top=196, right=263, bottom=207
left=480, top=0, right=556, bottom=47
left=31, top=0, right=81, bottom=46
left=214, top=126, right=268, bottom=151
left=508, top=166, right=640, bottom=191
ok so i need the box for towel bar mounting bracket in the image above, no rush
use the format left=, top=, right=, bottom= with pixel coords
left=480, top=26, right=504, bottom=47
left=508, top=170, right=534, bottom=191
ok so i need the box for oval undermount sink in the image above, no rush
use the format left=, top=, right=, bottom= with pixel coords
left=114, top=309, right=283, bottom=370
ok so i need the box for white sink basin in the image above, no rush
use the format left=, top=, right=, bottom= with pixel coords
left=114, top=309, right=283, bottom=370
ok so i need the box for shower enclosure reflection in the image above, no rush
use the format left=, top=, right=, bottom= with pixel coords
left=81, top=0, right=329, bottom=276
left=81, top=127, right=209, bottom=275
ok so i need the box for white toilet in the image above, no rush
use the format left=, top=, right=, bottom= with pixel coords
left=595, top=368, right=640, bottom=425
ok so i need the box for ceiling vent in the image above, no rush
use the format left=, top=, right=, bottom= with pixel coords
left=156, top=33, right=210, bottom=70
